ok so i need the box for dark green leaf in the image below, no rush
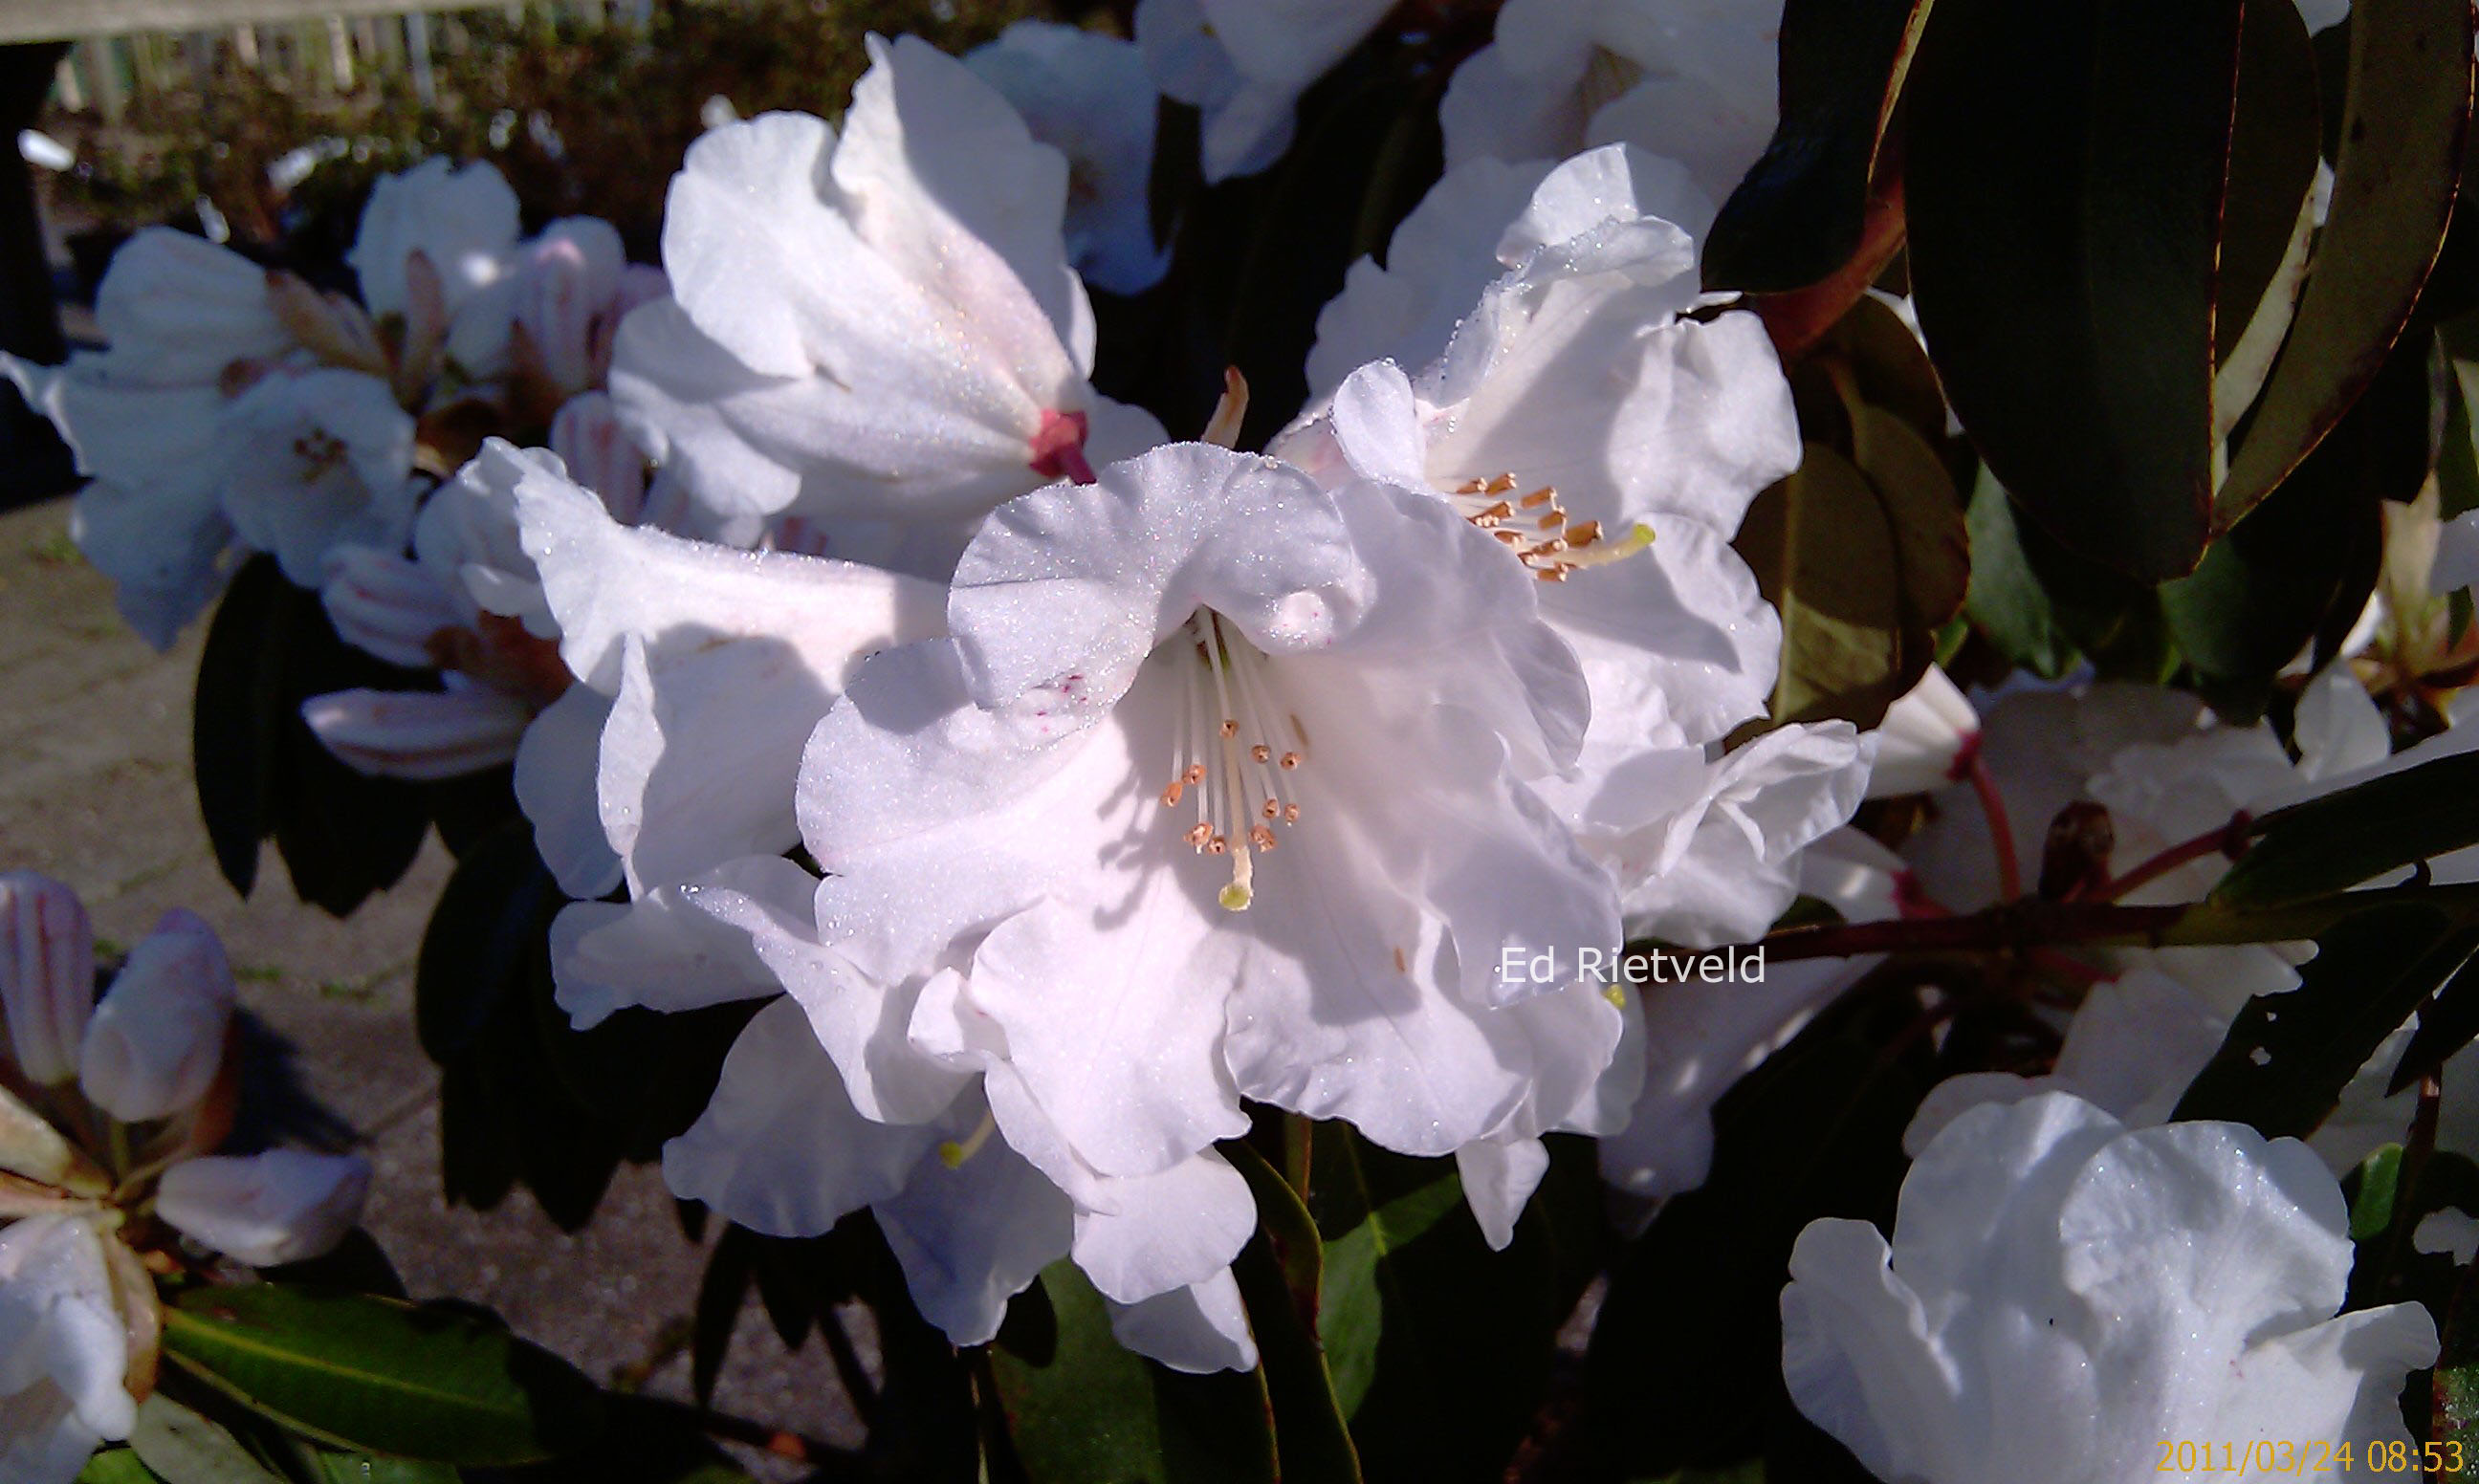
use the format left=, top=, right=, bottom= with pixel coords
left=2215, top=0, right=2324, bottom=365
left=305, top=1452, right=460, bottom=1484
left=192, top=556, right=291, bottom=897
left=2173, top=904, right=2478, bottom=1134
left=1585, top=980, right=1936, bottom=1477
left=2161, top=323, right=2416, bottom=701
left=991, top=1259, right=1276, bottom=1484
left=2212, top=749, right=2479, bottom=906
left=1907, top=0, right=2240, bottom=579
left=2443, top=349, right=2479, bottom=523
left=1849, top=404, right=1969, bottom=639
left=128, top=1393, right=293, bottom=1484
left=2349, top=1144, right=2407, bottom=1241
left=1703, top=0, right=1930, bottom=292
left=162, top=1285, right=605, bottom=1464
left=77, top=1451, right=167, bottom=1484
left=1962, top=466, right=2076, bottom=677
left=1304, top=1126, right=1564, bottom=1484
left=2214, top=0, right=2475, bottom=530
left=1224, top=1140, right=1362, bottom=1484
left=2392, top=949, right=2479, bottom=1094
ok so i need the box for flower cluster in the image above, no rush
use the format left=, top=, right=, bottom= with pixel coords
left=0, top=873, right=368, bottom=1480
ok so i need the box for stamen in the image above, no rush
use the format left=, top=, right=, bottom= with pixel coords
left=1159, top=609, right=1309, bottom=912
left=1442, top=472, right=1656, bottom=580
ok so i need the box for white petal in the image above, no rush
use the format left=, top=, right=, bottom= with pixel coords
left=1865, top=666, right=1981, bottom=798
left=1107, top=1270, right=1259, bottom=1373
left=350, top=158, right=520, bottom=320
left=155, top=1149, right=370, bottom=1266
left=89, top=228, right=290, bottom=383
left=546, top=856, right=817, bottom=1028
left=662, top=997, right=939, bottom=1237
left=2292, top=665, right=2390, bottom=781
left=876, top=1113, right=1074, bottom=1346
left=513, top=684, right=623, bottom=900
left=1457, top=1136, right=1550, bottom=1251
left=0, top=1213, right=134, bottom=1449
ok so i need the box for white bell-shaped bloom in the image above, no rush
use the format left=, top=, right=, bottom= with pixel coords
left=0, top=873, right=93, bottom=1088
left=610, top=35, right=1163, bottom=541
left=0, top=1213, right=136, bottom=1484
left=1306, top=143, right=1716, bottom=399
left=1, top=229, right=289, bottom=646
left=217, top=367, right=420, bottom=590
left=77, top=910, right=234, bottom=1124
left=1134, top=0, right=1395, bottom=183
left=1783, top=1094, right=2436, bottom=1484
left=154, top=1149, right=371, bottom=1268
left=1440, top=0, right=1783, bottom=207
left=769, top=442, right=1618, bottom=1194
left=967, top=22, right=1170, bottom=295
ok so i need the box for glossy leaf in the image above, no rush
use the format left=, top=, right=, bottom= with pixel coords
left=1736, top=447, right=1908, bottom=728
left=162, top=1285, right=605, bottom=1464
left=1303, top=1125, right=1567, bottom=1483
left=2173, top=904, right=2479, bottom=1134
left=127, top=1395, right=290, bottom=1484
left=192, top=556, right=290, bottom=898
left=2214, top=0, right=2476, bottom=530
left=2390, top=949, right=2479, bottom=1094
left=1225, top=1140, right=1362, bottom=1484
left=76, top=1452, right=166, bottom=1484
left=1704, top=0, right=1931, bottom=293
left=2211, top=749, right=2479, bottom=906
left=1906, top=0, right=2241, bottom=580
left=1962, top=466, right=2076, bottom=677
left=990, top=1259, right=1276, bottom=1484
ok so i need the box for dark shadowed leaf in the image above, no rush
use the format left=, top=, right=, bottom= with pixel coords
left=1225, top=1140, right=1362, bottom=1484
left=2173, top=904, right=2479, bottom=1134
left=127, top=1394, right=291, bottom=1484
left=1906, top=0, right=2240, bottom=580
left=2212, top=750, right=2479, bottom=906
left=1704, top=0, right=1931, bottom=293
left=193, top=556, right=291, bottom=898
left=162, top=1285, right=604, bottom=1464
left=991, top=1259, right=1276, bottom=1484
left=1962, top=467, right=2076, bottom=678
left=1736, top=447, right=1908, bottom=728
left=2214, top=0, right=2475, bottom=531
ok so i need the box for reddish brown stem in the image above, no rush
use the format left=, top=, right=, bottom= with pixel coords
left=1968, top=754, right=2023, bottom=902
left=2091, top=812, right=2252, bottom=903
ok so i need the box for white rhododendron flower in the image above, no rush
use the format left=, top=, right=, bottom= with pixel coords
left=1862, top=666, right=1979, bottom=798
left=0, top=1213, right=137, bottom=1484
left=217, top=367, right=421, bottom=590
left=347, top=156, right=521, bottom=326
left=1306, top=143, right=1716, bottom=400
left=1783, top=1094, right=2436, bottom=1484
left=775, top=441, right=1623, bottom=1203
left=967, top=21, right=1171, bottom=295
left=1285, top=183, right=1861, bottom=945
left=610, top=35, right=1163, bottom=548
left=1134, top=0, right=1395, bottom=183
left=1440, top=0, right=1784, bottom=207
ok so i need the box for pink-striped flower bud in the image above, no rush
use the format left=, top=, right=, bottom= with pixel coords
left=321, top=545, right=468, bottom=670
left=0, top=871, right=94, bottom=1086
left=302, top=685, right=531, bottom=781
left=549, top=393, right=649, bottom=525
left=78, top=909, right=233, bottom=1123
left=515, top=218, right=626, bottom=398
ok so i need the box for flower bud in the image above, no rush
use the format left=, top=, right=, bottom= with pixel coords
left=155, top=1149, right=372, bottom=1267
left=549, top=393, right=648, bottom=525
left=0, top=871, right=94, bottom=1086
left=78, top=909, right=233, bottom=1124
left=321, top=545, right=467, bottom=670
left=303, top=686, right=531, bottom=781
left=514, top=218, right=625, bottom=397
